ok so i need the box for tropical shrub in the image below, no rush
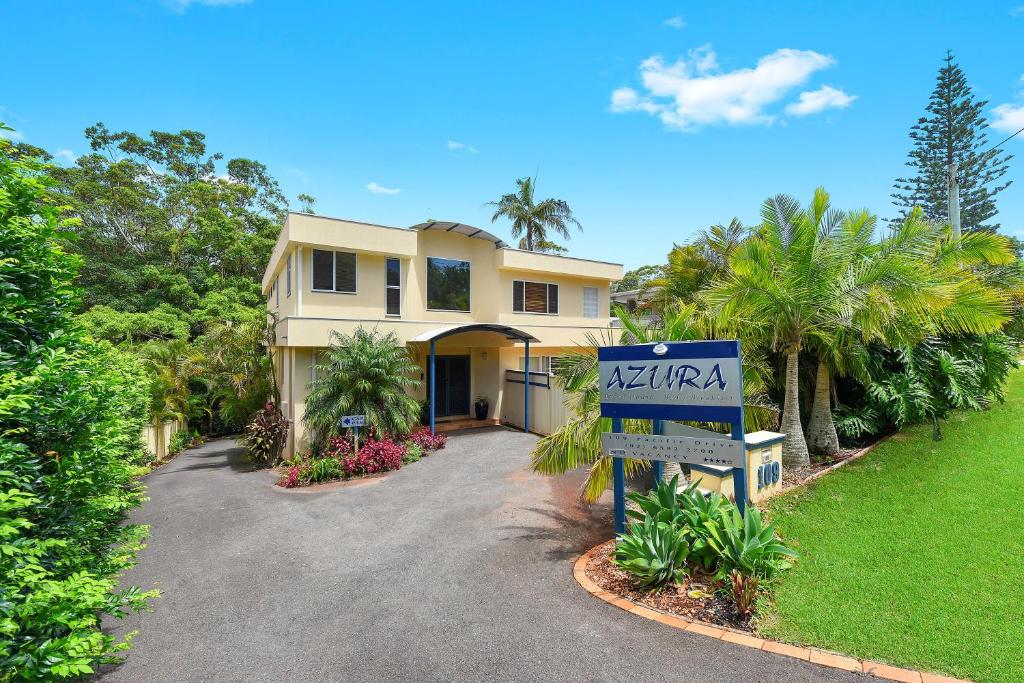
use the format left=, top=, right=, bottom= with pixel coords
left=304, top=328, right=421, bottom=449
left=614, top=516, right=691, bottom=590
left=705, top=507, right=798, bottom=583
left=836, top=334, right=1019, bottom=441
left=410, top=427, right=447, bottom=451
left=340, top=438, right=406, bottom=476
left=308, top=457, right=342, bottom=483
left=0, top=132, right=157, bottom=678
left=168, top=428, right=193, bottom=457
left=403, top=442, right=425, bottom=464
left=244, top=401, right=291, bottom=467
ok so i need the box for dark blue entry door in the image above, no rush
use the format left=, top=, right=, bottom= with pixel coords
left=434, top=355, right=471, bottom=418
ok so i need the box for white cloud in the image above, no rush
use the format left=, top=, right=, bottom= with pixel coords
left=55, top=149, right=75, bottom=162
left=785, top=85, right=857, bottom=115
left=447, top=140, right=478, bottom=154
left=664, top=16, right=686, bottom=29
left=992, top=103, right=1024, bottom=134
left=1011, top=5, right=1024, bottom=16
left=367, top=182, right=401, bottom=195
left=166, top=0, right=252, bottom=13
left=610, top=46, right=842, bottom=130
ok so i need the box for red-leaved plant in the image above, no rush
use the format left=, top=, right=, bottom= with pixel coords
left=340, top=438, right=406, bottom=476
left=245, top=401, right=291, bottom=467
left=410, top=427, right=447, bottom=451
left=280, top=465, right=302, bottom=488
left=323, top=435, right=353, bottom=458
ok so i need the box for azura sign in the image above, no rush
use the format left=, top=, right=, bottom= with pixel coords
left=598, top=340, right=743, bottom=423
left=599, top=340, right=748, bottom=530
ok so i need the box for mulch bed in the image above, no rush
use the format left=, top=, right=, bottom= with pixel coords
left=781, top=447, right=860, bottom=488
left=584, top=539, right=753, bottom=631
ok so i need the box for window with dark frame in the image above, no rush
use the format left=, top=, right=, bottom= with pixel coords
left=427, top=257, right=470, bottom=311
left=286, top=253, right=292, bottom=297
left=386, top=257, right=401, bottom=316
left=312, top=248, right=357, bottom=293
left=513, top=280, right=558, bottom=314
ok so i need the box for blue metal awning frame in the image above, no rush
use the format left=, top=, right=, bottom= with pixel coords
left=420, top=324, right=538, bottom=435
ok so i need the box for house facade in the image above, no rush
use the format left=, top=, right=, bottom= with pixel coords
left=262, top=212, right=623, bottom=456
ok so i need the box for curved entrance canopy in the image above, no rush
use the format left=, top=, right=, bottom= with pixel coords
left=408, top=323, right=539, bottom=344
left=412, top=324, right=538, bottom=434
left=410, top=221, right=509, bottom=249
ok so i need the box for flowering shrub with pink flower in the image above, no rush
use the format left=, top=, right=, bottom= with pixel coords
left=410, top=427, right=447, bottom=451
left=340, top=437, right=406, bottom=476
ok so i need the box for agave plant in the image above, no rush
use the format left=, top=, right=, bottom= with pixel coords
left=614, top=516, right=690, bottom=590
left=626, top=475, right=730, bottom=573
left=677, top=485, right=731, bottom=572
left=625, top=474, right=687, bottom=525
left=705, top=506, right=798, bottom=582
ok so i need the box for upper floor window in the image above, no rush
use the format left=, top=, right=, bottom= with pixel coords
left=513, top=280, right=558, bottom=314
left=286, top=253, right=292, bottom=297
left=386, top=257, right=401, bottom=316
left=427, top=257, right=470, bottom=311
left=275, top=276, right=279, bottom=306
left=312, top=249, right=357, bottom=293
left=583, top=286, right=599, bottom=318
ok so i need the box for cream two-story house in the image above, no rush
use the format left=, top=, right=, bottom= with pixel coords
left=262, top=212, right=623, bottom=456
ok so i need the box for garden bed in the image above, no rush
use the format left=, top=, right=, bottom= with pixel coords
left=583, top=539, right=751, bottom=630
left=275, top=427, right=447, bottom=488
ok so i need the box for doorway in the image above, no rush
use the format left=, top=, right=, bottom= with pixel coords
left=433, top=355, right=471, bottom=418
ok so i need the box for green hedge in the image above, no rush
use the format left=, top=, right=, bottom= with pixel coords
left=1, top=133, right=157, bottom=678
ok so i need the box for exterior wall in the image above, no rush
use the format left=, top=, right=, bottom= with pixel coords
left=263, top=212, right=624, bottom=455
left=143, top=419, right=184, bottom=461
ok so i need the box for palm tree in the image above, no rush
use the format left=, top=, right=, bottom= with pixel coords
left=647, top=219, right=747, bottom=310
left=304, top=327, right=421, bottom=450
left=200, top=317, right=275, bottom=429
left=140, top=339, right=204, bottom=454
left=530, top=304, right=778, bottom=501
left=704, top=189, right=951, bottom=468
left=487, top=176, right=581, bottom=252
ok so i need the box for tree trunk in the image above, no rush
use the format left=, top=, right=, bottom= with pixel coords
left=780, top=350, right=810, bottom=469
left=806, top=361, right=839, bottom=456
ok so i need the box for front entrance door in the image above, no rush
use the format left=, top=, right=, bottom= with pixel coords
left=434, top=355, right=471, bottom=418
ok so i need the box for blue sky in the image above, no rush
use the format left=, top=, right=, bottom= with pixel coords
left=4, top=0, right=1024, bottom=270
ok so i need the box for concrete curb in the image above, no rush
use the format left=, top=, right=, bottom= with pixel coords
left=572, top=543, right=970, bottom=683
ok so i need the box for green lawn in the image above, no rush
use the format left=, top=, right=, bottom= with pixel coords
left=763, top=368, right=1024, bottom=683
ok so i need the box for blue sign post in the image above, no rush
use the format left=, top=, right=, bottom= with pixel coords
left=598, top=340, right=747, bottom=535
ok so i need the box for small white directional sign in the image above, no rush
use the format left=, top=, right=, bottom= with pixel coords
left=341, top=415, right=366, bottom=428
left=601, top=432, right=743, bottom=468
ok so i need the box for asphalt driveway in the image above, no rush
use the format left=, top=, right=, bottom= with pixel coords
left=100, top=429, right=861, bottom=682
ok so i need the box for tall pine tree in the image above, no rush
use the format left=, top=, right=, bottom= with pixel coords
left=893, top=51, right=1013, bottom=232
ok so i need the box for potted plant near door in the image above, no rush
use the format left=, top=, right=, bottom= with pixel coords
left=474, top=395, right=489, bottom=420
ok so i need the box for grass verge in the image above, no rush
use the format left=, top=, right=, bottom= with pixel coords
left=763, top=369, right=1024, bottom=683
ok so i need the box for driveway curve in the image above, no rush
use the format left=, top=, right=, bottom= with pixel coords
left=100, top=429, right=860, bottom=682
